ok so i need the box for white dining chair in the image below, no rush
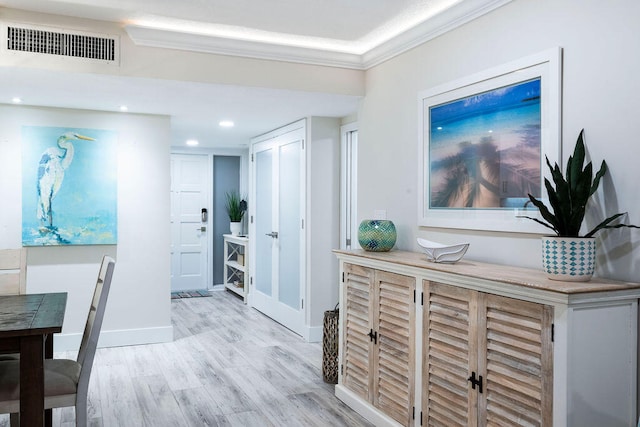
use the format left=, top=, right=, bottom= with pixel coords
left=0, top=248, right=27, bottom=295
left=0, top=255, right=115, bottom=427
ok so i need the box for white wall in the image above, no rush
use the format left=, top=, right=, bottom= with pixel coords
left=358, top=0, right=640, bottom=282
left=0, top=104, right=172, bottom=350
left=0, top=8, right=364, bottom=97
left=307, top=116, right=341, bottom=339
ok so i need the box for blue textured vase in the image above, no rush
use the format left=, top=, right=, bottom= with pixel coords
left=358, top=220, right=397, bottom=252
left=542, top=236, right=595, bottom=282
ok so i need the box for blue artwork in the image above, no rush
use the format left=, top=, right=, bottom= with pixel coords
left=22, top=126, right=118, bottom=246
left=429, top=78, right=541, bottom=209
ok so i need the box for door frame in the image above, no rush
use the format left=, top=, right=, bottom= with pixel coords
left=340, top=122, right=358, bottom=250
left=170, top=148, right=249, bottom=292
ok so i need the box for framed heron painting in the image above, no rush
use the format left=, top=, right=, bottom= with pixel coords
left=418, top=48, right=562, bottom=233
left=22, top=126, right=118, bottom=246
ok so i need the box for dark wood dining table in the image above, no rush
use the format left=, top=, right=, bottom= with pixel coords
left=0, top=292, right=67, bottom=427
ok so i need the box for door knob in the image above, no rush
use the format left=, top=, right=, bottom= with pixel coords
left=265, top=231, right=278, bottom=238
left=197, top=226, right=206, bottom=232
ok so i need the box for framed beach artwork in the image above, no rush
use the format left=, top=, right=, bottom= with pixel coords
left=418, top=48, right=562, bottom=233
left=22, top=126, right=118, bottom=246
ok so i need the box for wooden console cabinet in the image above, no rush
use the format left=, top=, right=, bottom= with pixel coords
left=334, top=249, right=640, bottom=427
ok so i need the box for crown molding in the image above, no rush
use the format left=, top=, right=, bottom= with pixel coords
left=125, top=0, right=513, bottom=70
left=361, top=0, right=514, bottom=69
left=124, top=25, right=365, bottom=69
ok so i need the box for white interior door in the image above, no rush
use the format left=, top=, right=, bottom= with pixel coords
left=251, top=124, right=305, bottom=336
left=170, top=154, right=210, bottom=292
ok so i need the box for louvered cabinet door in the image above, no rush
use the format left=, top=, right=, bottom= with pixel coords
left=372, top=270, right=416, bottom=427
left=423, top=281, right=478, bottom=427
left=478, top=294, right=553, bottom=427
left=342, top=263, right=375, bottom=401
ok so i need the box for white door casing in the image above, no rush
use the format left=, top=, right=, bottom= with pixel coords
left=340, top=123, right=358, bottom=250
left=170, top=153, right=210, bottom=292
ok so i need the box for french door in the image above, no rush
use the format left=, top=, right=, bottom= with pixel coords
left=250, top=123, right=305, bottom=336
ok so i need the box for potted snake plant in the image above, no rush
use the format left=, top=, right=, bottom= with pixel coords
left=225, top=191, right=245, bottom=236
left=519, top=129, right=638, bottom=281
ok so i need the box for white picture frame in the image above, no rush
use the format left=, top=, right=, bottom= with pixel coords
left=418, top=47, right=562, bottom=233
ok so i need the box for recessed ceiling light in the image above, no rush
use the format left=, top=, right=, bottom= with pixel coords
left=119, top=105, right=128, bottom=112
left=12, top=97, right=22, bottom=104
left=219, top=120, right=234, bottom=128
left=186, top=139, right=199, bottom=146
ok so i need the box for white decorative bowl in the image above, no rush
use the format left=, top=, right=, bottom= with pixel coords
left=416, top=238, right=470, bottom=263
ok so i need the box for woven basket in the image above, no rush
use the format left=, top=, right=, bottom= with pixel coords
left=322, top=305, right=339, bottom=384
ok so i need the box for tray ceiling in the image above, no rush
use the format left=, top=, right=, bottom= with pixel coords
left=0, top=0, right=512, bottom=68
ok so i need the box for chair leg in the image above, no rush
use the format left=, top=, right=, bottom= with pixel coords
left=76, top=400, right=87, bottom=427
left=9, top=413, right=19, bottom=427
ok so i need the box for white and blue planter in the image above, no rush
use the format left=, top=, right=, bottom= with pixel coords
left=542, top=236, right=595, bottom=282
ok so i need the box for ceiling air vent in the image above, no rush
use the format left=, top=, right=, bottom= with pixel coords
left=6, top=24, right=118, bottom=62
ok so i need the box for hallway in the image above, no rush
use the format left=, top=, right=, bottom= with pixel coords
left=0, top=291, right=371, bottom=426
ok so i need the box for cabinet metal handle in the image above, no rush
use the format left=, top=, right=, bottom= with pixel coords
left=468, top=371, right=483, bottom=394
left=367, top=329, right=378, bottom=344
left=265, top=232, right=279, bottom=238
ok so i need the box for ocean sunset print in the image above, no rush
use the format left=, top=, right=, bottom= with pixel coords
left=428, top=78, right=542, bottom=210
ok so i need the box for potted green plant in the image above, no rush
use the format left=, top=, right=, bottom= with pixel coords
left=519, top=129, right=638, bottom=281
left=225, top=191, right=245, bottom=236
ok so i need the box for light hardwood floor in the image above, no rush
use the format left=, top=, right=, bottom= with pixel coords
left=0, top=291, right=372, bottom=427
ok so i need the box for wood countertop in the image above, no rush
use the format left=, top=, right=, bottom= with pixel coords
left=333, top=249, right=640, bottom=295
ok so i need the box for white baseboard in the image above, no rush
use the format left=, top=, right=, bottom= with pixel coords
left=55, top=325, right=174, bottom=352
left=335, top=385, right=403, bottom=427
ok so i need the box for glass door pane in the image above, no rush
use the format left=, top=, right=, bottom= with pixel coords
left=255, top=148, right=273, bottom=296
left=278, top=140, right=301, bottom=309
